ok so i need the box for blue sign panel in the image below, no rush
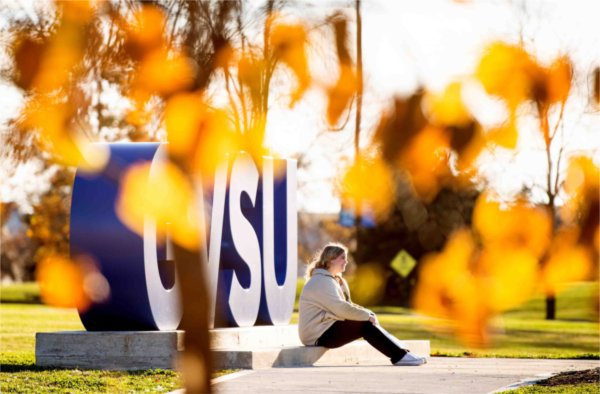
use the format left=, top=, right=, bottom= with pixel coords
left=70, top=143, right=297, bottom=330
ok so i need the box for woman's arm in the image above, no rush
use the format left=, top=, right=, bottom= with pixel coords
left=311, top=277, right=372, bottom=321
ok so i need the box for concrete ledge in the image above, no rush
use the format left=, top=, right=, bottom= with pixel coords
left=36, top=327, right=430, bottom=371
left=213, top=340, right=431, bottom=370
left=36, top=331, right=183, bottom=370
left=210, top=325, right=302, bottom=348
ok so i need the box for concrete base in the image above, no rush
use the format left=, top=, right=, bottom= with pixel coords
left=36, top=331, right=183, bottom=370
left=210, top=325, right=302, bottom=348
left=36, top=326, right=430, bottom=370
left=213, top=340, right=431, bottom=370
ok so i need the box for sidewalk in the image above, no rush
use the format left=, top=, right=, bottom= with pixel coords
left=207, top=357, right=599, bottom=393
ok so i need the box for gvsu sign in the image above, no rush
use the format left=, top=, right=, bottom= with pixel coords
left=70, top=143, right=297, bottom=331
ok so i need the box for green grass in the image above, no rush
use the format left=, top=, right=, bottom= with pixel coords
left=507, top=383, right=600, bottom=393
left=0, top=303, right=182, bottom=393
left=0, top=282, right=41, bottom=304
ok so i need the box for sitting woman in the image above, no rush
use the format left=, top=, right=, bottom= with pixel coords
left=298, top=242, right=426, bottom=366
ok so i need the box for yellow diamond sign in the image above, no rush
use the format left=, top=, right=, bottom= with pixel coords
left=390, top=250, right=416, bottom=278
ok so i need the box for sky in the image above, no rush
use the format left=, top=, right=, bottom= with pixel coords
left=1, top=0, right=599, bottom=213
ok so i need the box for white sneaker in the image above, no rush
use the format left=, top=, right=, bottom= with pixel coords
left=393, top=352, right=427, bottom=366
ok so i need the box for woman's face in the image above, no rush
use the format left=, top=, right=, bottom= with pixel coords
left=329, top=253, right=348, bottom=275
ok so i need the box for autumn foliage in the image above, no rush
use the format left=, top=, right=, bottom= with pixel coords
left=5, top=0, right=598, bottom=361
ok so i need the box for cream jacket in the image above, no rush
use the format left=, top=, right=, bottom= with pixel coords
left=298, top=268, right=373, bottom=346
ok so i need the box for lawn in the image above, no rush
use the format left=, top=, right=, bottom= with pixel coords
left=1, top=281, right=598, bottom=393
left=0, top=303, right=181, bottom=393
left=292, top=281, right=599, bottom=359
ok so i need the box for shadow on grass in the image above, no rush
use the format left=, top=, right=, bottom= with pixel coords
left=0, top=361, right=177, bottom=375
left=0, top=362, right=46, bottom=373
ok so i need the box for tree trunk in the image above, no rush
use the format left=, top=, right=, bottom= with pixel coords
left=353, top=0, right=364, bottom=246
left=174, top=244, right=212, bottom=394
left=354, top=0, right=363, bottom=160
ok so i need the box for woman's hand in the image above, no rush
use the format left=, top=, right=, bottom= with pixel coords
left=368, top=315, right=379, bottom=326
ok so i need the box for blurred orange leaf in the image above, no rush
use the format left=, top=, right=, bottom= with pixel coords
left=190, top=109, right=243, bottom=178
left=37, top=256, right=90, bottom=310
left=541, top=229, right=592, bottom=294
left=475, top=42, right=540, bottom=109
left=414, top=229, right=489, bottom=346
left=21, top=96, right=109, bottom=171
left=136, top=48, right=196, bottom=97
left=346, top=263, right=386, bottom=306
left=546, top=56, right=572, bottom=104
left=165, top=93, right=243, bottom=180
left=561, top=156, right=600, bottom=226
left=327, top=64, right=358, bottom=126
left=473, top=193, right=551, bottom=258
left=165, top=92, right=207, bottom=158
left=59, top=0, right=95, bottom=23
left=270, top=21, right=310, bottom=106
left=486, top=115, right=518, bottom=149
left=13, top=37, right=47, bottom=90
left=453, top=124, right=485, bottom=172
left=117, top=161, right=201, bottom=250
left=398, top=126, right=450, bottom=201
left=341, top=157, right=395, bottom=219
left=425, top=82, right=471, bottom=127
left=123, top=4, right=166, bottom=60
left=477, top=247, right=537, bottom=312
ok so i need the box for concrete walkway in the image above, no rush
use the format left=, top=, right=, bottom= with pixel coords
left=207, top=357, right=599, bottom=393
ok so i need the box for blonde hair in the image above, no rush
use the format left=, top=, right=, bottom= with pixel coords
left=306, top=243, right=348, bottom=279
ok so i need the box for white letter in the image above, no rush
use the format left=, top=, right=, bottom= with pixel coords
left=227, top=152, right=262, bottom=326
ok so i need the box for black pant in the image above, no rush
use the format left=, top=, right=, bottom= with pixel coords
left=316, top=320, right=408, bottom=364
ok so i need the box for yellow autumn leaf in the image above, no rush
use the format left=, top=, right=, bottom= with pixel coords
left=123, top=4, right=166, bottom=60
left=398, top=126, right=450, bottom=201
left=486, top=112, right=519, bottom=149
left=476, top=247, right=538, bottom=312
left=476, top=41, right=540, bottom=109
left=13, top=36, right=47, bottom=90
left=346, top=262, right=386, bottom=306
left=117, top=161, right=201, bottom=250
left=60, top=0, right=95, bottom=23
left=561, top=156, right=600, bottom=225
left=190, top=109, right=243, bottom=179
left=270, top=21, right=310, bottom=106
left=327, top=64, right=358, bottom=126
left=21, top=96, right=109, bottom=171
left=414, top=229, right=476, bottom=317
left=414, top=229, right=489, bottom=346
left=454, top=126, right=485, bottom=173
left=546, top=55, right=572, bottom=105
left=340, top=157, right=395, bottom=219
left=541, top=231, right=592, bottom=294
left=33, top=37, right=83, bottom=93
left=165, top=93, right=243, bottom=180
left=37, top=256, right=90, bottom=310
left=425, top=82, right=472, bottom=127
left=165, top=92, right=207, bottom=158
left=136, top=48, right=196, bottom=97
left=473, top=193, right=551, bottom=258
